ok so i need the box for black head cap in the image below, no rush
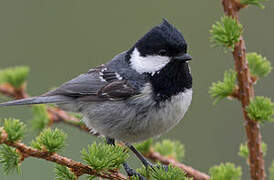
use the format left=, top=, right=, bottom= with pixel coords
left=134, top=19, right=188, bottom=57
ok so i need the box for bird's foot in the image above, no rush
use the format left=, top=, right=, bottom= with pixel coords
left=105, top=139, right=146, bottom=180
left=123, top=162, right=146, bottom=180
left=135, top=156, right=169, bottom=172
left=125, top=143, right=169, bottom=174
left=149, top=163, right=169, bottom=172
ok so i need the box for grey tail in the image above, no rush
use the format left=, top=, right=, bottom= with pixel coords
left=0, top=95, right=73, bottom=107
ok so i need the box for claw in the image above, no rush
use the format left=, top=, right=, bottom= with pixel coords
left=136, top=174, right=146, bottom=180
left=105, top=139, right=146, bottom=180
left=148, top=163, right=169, bottom=172
left=106, top=139, right=146, bottom=180
left=126, top=143, right=169, bottom=173
left=158, top=164, right=169, bottom=172
left=123, top=162, right=146, bottom=180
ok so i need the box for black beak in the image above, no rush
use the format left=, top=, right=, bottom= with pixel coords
left=173, top=54, right=192, bottom=62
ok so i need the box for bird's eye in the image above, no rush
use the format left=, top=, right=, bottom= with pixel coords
left=159, top=49, right=167, bottom=56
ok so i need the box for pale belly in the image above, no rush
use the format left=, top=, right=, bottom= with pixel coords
left=81, top=88, right=192, bottom=143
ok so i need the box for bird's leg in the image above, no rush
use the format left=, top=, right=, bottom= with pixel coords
left=105, top=138, right=146, bottom=180
left=106, top=137, right=115, bottom=145
left=126, top=143, right=169, bottom=171
left=126, top=143, right=153, bottom=168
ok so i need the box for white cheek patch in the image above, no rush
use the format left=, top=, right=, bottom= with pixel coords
left=130, top=48, right=170, bottom=74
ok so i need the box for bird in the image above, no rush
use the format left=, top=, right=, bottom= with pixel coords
left=0, top=19, right=192, bottom=179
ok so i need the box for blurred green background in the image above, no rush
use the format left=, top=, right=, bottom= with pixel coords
left=0, top=0, right=273, bottom=179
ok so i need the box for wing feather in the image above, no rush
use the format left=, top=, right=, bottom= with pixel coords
left=44, top=65, right=139, bottom=101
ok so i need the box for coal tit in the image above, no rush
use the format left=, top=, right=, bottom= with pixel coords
left=0, top=19, right=192, bottom=178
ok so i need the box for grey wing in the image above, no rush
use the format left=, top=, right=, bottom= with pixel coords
left=0, top=64, right=139, bottom=107
left=44, top=65, right=139, bottom=101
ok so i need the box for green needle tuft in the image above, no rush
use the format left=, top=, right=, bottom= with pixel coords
left=246, top=96, right=274, bottom=123
left=0, top=66, right=29, bottom=89
left=151, top=164, right=192, bottom=180
left=247, top=52, right=272, bottom=78
left=154, top=140, right=185, bottom=162
left=31, top=105, right=49, bottom=131
left=209, top=162, right=242, bottom=180
left=0, top=145, right=21, bottom=175
left=55, top=164, right=76, bottom=180
left=241, top=0, right=268, bottom=9
left=3, top=118, right=26, bottom=142
left=81, top=142, right=128, bottom=171
left=31, top=128, right=67, bottom=153
left=210, top=16, right=243, bottom=50
left=135, top=138, right=153, bottom=155
left=209, top=69, right=237, bottom=104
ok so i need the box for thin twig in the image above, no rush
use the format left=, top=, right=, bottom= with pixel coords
left=222, top=1, right=265, bottom=179
left=229, top=86, right=240, bottom=100
left=47, top=107, right=90, bottom=132
left=0, top=129, right=127, bottom=180
left=0, top=83, right=28, bottom=99
left=146, top=150, right=210, bottom=180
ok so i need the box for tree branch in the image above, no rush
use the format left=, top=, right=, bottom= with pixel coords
left=229, top=85, right=240, bottom=100
left=146, top=150, right=210, bottom=180
left=0, top=129, right=126, bottom=180
left=0, top=83, right=28, bottom=99
left=222, top=1, right=265, bottom=179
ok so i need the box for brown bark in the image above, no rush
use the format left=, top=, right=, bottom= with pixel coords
left=0, top=83, right=28, bottom=99
left=222, top=1, right=265, bottom=179
left=146, top=150, right=210, bottom=180
left=0, top=130, right=126, bottom=180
